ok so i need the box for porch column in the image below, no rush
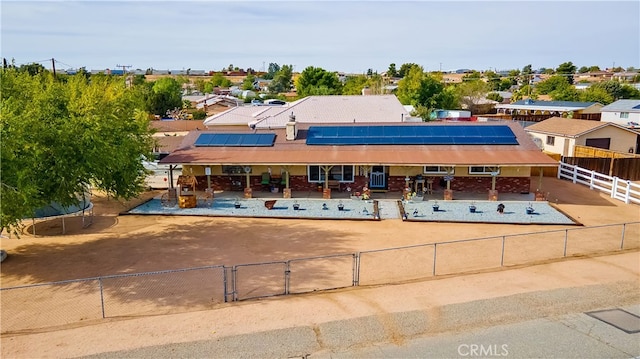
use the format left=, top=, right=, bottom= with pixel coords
left=281, top=165, right=291, bottom=199
left=321, top=165, right=333, bottom=199
left=488, top=166, right=499, bottom=201
left=244, top=170, right=252, bottom=198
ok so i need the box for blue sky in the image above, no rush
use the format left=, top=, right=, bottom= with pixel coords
left=2, top=1, right=639, bottom=74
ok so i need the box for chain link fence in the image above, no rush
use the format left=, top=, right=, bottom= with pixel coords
left=2, top=222, right=638, bottom=333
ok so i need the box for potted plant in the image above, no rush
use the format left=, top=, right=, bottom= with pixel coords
left=234, top=199, right=241, bottom=209
left=526, top=204, right=535, bottom=214
left=322, top=203, right=328, bottom=210
left=432, top=201, right=440, bottom=212
left=338, top=200, right=345, bottom=211
left=293, top=201, right=300, bottom=210
left=469, top=202, right=477, bottom=213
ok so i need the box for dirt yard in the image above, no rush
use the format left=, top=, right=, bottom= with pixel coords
left=0, top=177, right=638, bottom=357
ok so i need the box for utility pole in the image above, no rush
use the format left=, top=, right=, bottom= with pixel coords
left=116, top=64, right=131, bottom=75
left=51, top=58, right=57, bottom=78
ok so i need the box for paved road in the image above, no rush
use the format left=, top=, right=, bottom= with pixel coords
left=79, top=283, right=639, bottom=359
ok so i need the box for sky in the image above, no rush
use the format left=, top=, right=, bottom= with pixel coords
left=2, top=1, right=639, bottom=74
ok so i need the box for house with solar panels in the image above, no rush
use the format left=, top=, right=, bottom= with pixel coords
left=159, top=115, right=558, bottom=200
left=600, top=99, right=640, bottom=129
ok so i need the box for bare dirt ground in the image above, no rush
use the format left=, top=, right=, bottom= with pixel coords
left=1, top=177, right=638, bottom=357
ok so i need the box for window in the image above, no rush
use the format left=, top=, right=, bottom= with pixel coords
left=423, top=166, right=448, bottom=174
left=546, top=136, right=555, bottom=146
left=620, top=112, right=629, bottom=119
left=308, top=165, right=354, bottom=182
left=469, top=166, right=500, bottom=175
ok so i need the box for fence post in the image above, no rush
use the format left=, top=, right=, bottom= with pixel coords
left=500, top=236, right=506, bottom=267
left=223, top=266, right=229, bottom=303
left=611, top=177, right=618, bottom=199
left=589, top=171, right=595, bottom=190
left=284, top=261, right=291, bottom=295
left=231, top=266, right=238, bottom=302
left=353, top=252, right=360, bottom=286
left=621, top=223, right=626, bottom=250
left=563, top=229, right=569, bottom=257
left=557, top=163, right=562, bottom=179
left=432, top=243, right=437, bottom=276
left=572, top=165, right=578, bottom=184
left=625, top=180, right=631, bottom=204
left=98, top=277, right=106, bottom=319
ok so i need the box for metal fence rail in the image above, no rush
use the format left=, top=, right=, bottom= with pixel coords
left=2, top=223, right=639, bottom=333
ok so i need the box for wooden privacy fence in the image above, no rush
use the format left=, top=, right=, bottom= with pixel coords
left=573, top=145, right=639, bottom=159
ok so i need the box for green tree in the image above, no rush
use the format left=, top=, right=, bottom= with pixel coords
left=263, top=63, right=280, bottom=80
left=457, top=79, right=489, bottom=114
left=579, top=87, right=614, bottom=104
left=549, top=86, right=579, bottom=101
left=556, top=61, right=577, bottom=84
left=396, top=66, right=455, bottom=109
left=521, top=64, right=533, bottom=85
left=398, top=63, right=420, bottom=78
left=535, top=75, right=571, bottom=95
left=242, top=74, right=256, bottom=90
left=210, top=73, right=233, bottom=88
left=387, top=63, right=398, bottom=77
left=295, top=66, right=342, bottom=97
left=342, top=74, right=369, bottom=95
left=484, top=70, right=501, bottom=91
left=0, top=69, right=155, bottom=235
left=618, top=84, right=640, bottom=99
left=18, top=62, right=47, bottom=76
left=486, top=92, right=504, bottom=103
left=462, top=71, right=482, bottom=82
left=578, top=66, right=589, bottom=74
left=146, top=77, right=182, bottom=116
left=269, top=64, right=293, bottom=94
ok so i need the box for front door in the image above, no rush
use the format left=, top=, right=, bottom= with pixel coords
left=369, top=166, right=386, bottom=189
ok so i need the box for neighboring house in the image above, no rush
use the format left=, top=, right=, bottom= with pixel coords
left=612, top=71, right=639, bottom=82
left=600, top=99, right=640, bottom=128
left=525, top=117, right=639, bottom=156
left=160, top=121, right=558, bottom=197
left=574, top=71, right=613, bottom=83
left=495, top=100, right=603, bottom=122
left=203, top=95, right=411, bottom=129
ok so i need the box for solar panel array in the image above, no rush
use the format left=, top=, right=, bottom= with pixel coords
left=306, top=125, right=519, bottom=145
left=194, top=133, right=276, bottom=147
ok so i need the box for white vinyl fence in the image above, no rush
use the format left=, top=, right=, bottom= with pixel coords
left=558, top=162, right=640, bottom=205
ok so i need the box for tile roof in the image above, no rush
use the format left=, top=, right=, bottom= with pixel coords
left=160, top=122, right=558, bottom=167
left=524, top=117, right=627, bottom=137
left=600, top=99, right=640, bottom=113
left=203, top=95, right=411, bottom=129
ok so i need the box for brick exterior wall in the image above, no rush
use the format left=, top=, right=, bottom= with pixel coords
left=190, top=175, right=530, bottom=194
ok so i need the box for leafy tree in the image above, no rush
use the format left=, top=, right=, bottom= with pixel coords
left=498, top=78, right=515, bottom=91
left=556, top=61, right=577, bottom=84
left=146, top=77, right=182, bottom=116
left=541, top=68, right=555, bottom=75
left=242, top=74, right=256, bottom=90
left=549, top=86, right=579, bottom=101
left=457, top=79, right=489, bottom=114
left=521, top=64, right=533, bottom=85
left=398, top=63, right=420, bottom=78
left=483, top=70, right=501, bottom=91
left=579, top=87, right=613, bottom=104
left=487, top=92, right=504, bottom=103
left=396, top=66, right=455, bottom=109
left=462, top=71, right=482, bottom=81
left=578, top=66, right=589, bottom=74
left=295, top=66, right=342, bottom=97
left=18, top=62, right=47, bottom=76
left=192, top=109, right=207, bottom=120
left=342, top=74, right=369, bottom=95
left=269, top=64, right=293, bottom=94
left=535, top=75, right=571, bottom=95
left=0, top=69, right=155, bottom=235
left=210, top=73, right=233, bottom=88
left=263, top=63, right=280, bottom=80
left=618, top=84, right=640, bottom=99
left=589, top=65, right=601, bottom=72
left=387, top=63, right=398, bottom=77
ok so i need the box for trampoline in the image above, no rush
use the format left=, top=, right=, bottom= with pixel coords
left=28, top=192, right=94, bottom=236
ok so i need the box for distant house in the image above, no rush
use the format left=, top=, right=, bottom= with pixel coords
left=612, top=71, right=639, bottom=82
left=495, top=99, right=603, bottom=122
left=574, top=71, right=613, bottom=83
left=203, top=95, right=411, bottom=129
left=600, top=99, right=640, bottom=128
left=525, top=117, right=639, bottom=156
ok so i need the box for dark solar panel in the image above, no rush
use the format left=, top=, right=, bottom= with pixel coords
left=194, top=133, right=276, bottom=147
left=305, top=125, right=518, bottom=145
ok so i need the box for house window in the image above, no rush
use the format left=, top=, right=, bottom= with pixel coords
left=546, top=136, right=555, bottom=146
left=620, top=112, right=629, bottom=119
left=423, top=166, right=448, bottom=174
left=469, top=166, right=500, bottom=175
left=308, top=165, right=354, bottom=182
